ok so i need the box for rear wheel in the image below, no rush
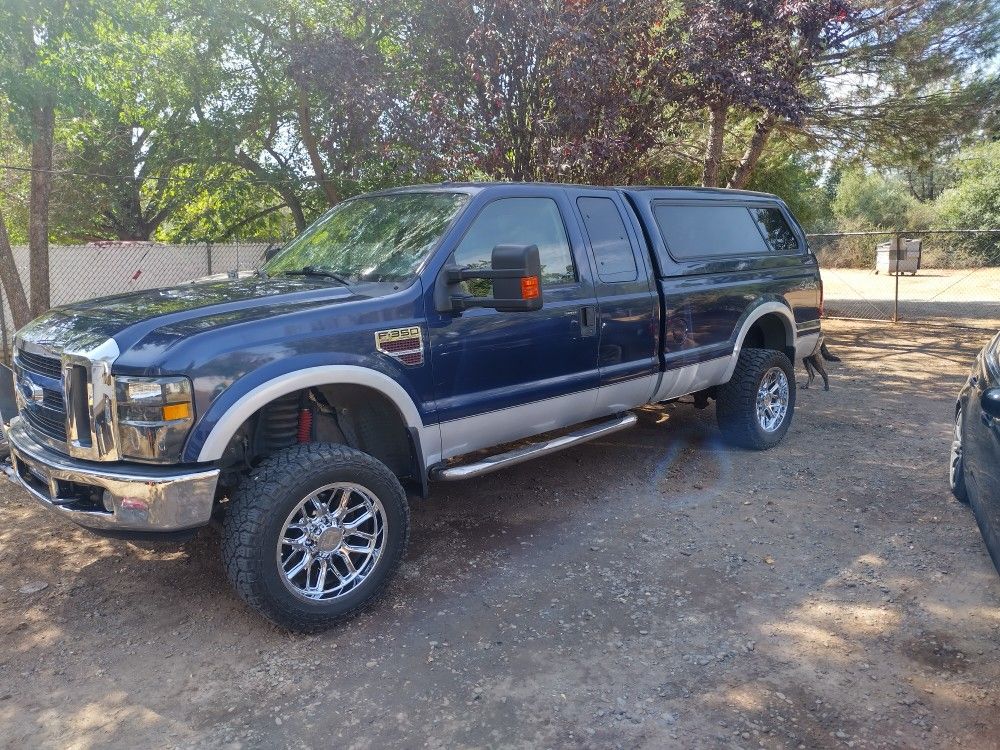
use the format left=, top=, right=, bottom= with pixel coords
left=222, top=443, right=409, bottom=631
left=950, top=405, right=969, bottom=503
left=717, top=348, right=796, bottom=450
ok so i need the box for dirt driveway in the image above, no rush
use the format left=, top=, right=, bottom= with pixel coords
left=821, top=268, right=1000, bottom=324
left=2, top=319, right=999, bottom=750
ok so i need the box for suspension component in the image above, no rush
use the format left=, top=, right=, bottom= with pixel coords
left=297, top=408, right=313, bottom=443
left=258, top=392, right=299, bottom=452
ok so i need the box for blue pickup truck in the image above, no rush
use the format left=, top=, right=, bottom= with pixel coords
left=4, top=182, right=821, bottom=629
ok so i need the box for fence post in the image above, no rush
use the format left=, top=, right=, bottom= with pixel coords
left=206, top=242, right=213, bottom=275
left=893, top=231, right=900, bottom=324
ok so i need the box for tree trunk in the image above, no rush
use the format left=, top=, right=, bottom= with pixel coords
left=701, top=102, right=727, bottom=187
left=28, top=103, right=54, bottom=317
left=728, top=113, right=776, bottom=190
left=0, top=207, right=31, bottom=329
left=297, top=90, right=339, bottom=207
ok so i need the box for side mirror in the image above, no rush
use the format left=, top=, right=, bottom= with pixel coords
left=263, top=245, right=282, bottom=262
left=983, top=388, right=1000, bottom=421
left=435, top=244, right=544, bottom=313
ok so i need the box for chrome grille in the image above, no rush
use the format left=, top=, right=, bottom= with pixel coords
left=15, top=349, right=62, bottom=379
left=15, top=345, right=69, bottom=447
left=21, top=403, right=68, bottom=441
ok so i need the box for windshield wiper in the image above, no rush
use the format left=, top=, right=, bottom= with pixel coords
left=283, top=266, right=351, bottom=286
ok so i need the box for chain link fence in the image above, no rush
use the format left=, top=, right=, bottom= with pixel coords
left=0, top=241, right=275, bottom=362
left=810, top=229, right=1000, bottom=328
left=1, top=231, right=996, bottom=362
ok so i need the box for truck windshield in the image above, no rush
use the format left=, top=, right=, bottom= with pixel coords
left=265, top=192, right=469, bottom=283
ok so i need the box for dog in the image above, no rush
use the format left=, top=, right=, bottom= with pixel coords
left=802, top=337, right=840, bottom=390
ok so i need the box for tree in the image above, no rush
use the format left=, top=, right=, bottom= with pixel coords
left=832, top=167, right=914, bottom=228
left=0, top=1, right=128, bottom=315
left=674, top=0, right=822, bottom=187
left=675, top=0, right=1000, bottom=189
left=179, top=0, right=394, bottom=234
left=412, top=0, right=683, bottom=184
left=936, top=140, right=1000, bottom=262
left=745, top=136, right=831, bottom=230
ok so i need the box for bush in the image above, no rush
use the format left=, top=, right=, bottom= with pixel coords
left=935, top=142, right=1000, bottom=265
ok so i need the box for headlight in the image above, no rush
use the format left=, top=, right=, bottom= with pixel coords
left=115, top=376, right=195, bottom=462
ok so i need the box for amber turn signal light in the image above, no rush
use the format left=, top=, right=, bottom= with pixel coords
left=520, top=276, right=540, bottom=300
left=161, top=402, right=192, bottom=421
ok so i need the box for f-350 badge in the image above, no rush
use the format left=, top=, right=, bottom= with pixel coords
left=374, top=326, right=424, bottom=366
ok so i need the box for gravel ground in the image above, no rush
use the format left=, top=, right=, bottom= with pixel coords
left=1, top=319, right=999, bottom=750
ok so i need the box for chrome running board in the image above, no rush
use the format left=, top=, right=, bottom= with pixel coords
left=429, top=412, right=638, bottom=481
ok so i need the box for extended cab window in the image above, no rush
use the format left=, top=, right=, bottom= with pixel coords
left=653, top=204, right=769, bottom=259
left=453, top=198, right=576, bottom=293
left=577, top=197, right=638, bottom=282
left=751, top=207, right=800, bottom=253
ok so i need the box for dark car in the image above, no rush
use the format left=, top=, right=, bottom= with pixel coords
left=952, top=330, right=1000, bottom=572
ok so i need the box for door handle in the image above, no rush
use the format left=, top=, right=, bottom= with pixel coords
left=580, top=305, right=598, bottom=337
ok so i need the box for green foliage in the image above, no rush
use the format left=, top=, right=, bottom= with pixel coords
left=831, top=168, right=915, bottom=229
left=935, top=141, right=1000, bottom=262
left=0, top=106, right=29, bottom=244
left=0, top=0, right=997, bottom=247
left=744, top=138, right=830, bottom=231
left=158, top=165, right=301, bottom=242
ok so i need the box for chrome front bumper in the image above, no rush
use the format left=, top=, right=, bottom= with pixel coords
left=5, top=417, right=218, bottom=532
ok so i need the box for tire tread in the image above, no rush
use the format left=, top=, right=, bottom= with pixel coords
left=221, top=443, right=409, bottom=632
left=716, top=348, right=795, bottom=450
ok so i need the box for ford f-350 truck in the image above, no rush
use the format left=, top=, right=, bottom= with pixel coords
left=3, top=183, right=821, bottom=630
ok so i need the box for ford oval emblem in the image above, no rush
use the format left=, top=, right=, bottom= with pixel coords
left=18, top=376, right=45, bottom=405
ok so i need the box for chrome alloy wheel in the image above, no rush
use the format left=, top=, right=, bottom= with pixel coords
left=276, top=482, right=387, bottom=602
left=950, top=408, right=964, bottom=490
left=756, top=367, right=790, bottom=433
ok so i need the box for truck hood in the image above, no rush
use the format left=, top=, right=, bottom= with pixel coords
left=15, top=275, right=378, bottom=356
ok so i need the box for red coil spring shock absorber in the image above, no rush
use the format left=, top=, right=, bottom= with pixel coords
left=297, top=408, right=313, bottom=443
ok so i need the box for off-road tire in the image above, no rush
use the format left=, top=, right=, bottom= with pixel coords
left=716, top=348, right=796, bottom=450
left=221, top=443, right=409, bottom=632
left=950, top=405, right=969, bottom=504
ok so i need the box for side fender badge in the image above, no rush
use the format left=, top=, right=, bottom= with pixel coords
left=375, top=327, right=424, bottom=366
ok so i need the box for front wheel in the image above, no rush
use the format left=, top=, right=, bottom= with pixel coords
left=716, top=348, right=796, bottom=450
left=221, top=443, right=410, bottom=631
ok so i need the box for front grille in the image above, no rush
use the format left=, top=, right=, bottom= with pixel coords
left=21, top=403, right=68, bottom=441
left=16, top=345, right=69, bottom=445
left=15, top=349, right=62, bottom=379
left=42, top=387, right=63, bottom=409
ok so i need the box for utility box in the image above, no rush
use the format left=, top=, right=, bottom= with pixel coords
left=875, top=238, right=922, bottom=275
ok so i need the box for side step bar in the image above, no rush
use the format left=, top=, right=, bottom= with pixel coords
left=430, top=412, right=638, bottom=482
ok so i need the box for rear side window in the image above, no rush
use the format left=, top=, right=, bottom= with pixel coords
left=751, top=207, right=800, bottom=253
left=577, top=197, right=638, bottom=282
left=653, top=204, right=769, bottom=259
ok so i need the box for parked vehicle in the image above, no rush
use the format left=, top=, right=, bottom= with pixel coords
left=951, top=330, right=1000, bottom=572
left=2, top=183, right=822, bottom=630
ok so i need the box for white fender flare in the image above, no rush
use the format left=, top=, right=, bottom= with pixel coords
left=196, top=365, right=441, bottom=465
left=722, top=302, right=799, bottom=382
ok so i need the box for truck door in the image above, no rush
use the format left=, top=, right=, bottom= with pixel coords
left=428, top=191, right=600, bottom=459
left=573, top=194, right=659, bottom=414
